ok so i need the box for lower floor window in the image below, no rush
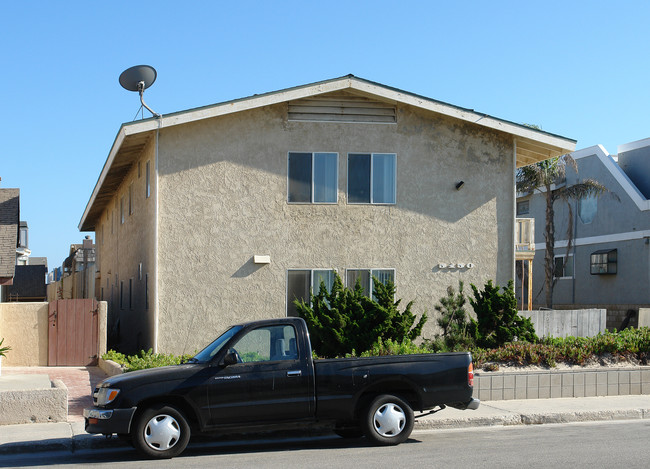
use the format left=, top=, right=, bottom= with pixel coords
left=553, top=255, right=574, bottom=279
left=591, top=249, right=617, bottom=275
left=346, top=269, right=395, bottom=300
left=286, top=269, right=335, bottom=317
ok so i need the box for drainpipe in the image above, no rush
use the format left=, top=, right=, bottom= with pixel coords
left=153, top=125, right=161, bottom=353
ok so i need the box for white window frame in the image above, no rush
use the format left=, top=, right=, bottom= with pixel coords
left=553, top=254, right=574, bottom=279
left=347, top=153, right=397, bottom=205
left=287, top=152, right=339, bottom=204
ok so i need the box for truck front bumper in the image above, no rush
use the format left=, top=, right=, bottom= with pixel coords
left=83, top=407, right=136, bottom=435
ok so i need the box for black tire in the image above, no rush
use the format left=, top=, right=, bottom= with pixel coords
left=333, top=427, right=364, bottom=439
left=362, top=394, right=414, bottom=445
left=133, top=405, right=191, bottom=459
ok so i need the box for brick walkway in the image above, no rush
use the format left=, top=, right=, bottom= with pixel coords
left=3, top=366, right=108, bottom=422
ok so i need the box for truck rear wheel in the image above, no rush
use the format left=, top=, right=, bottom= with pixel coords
left=133, top=405, right=190, bottom=459
left=363, top=394, right=414, bottom=445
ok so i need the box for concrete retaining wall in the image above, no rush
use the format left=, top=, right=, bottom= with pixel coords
left=0, top=376, right=67, bottom=425
left=523, top=309, right=606, bottom=338
left=475, top=366, right=650, bottom=401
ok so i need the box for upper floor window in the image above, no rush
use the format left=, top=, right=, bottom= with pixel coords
left=579, top=194, right=597, bottom=224
left=146, top=161, right=151, bottom=198
left=591, top=249, right=617, bottom=275
left=516, top=200, right=530, bottom=216
left=288, top=152, right=338, bottom=203
left=346, top=268, right=395, bottom=299
left=348, top=153, right=396, bottom=204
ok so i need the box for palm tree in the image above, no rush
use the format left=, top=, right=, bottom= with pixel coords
left=516, top=155, right=610, bottom=308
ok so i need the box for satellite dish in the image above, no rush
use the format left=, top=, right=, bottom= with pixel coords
left=119, top=65, right=160, bottom=118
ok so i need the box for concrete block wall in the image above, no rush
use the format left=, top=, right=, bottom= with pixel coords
left=475, top=366, right=650, bottom=401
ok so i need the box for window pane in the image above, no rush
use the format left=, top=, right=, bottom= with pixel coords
left=313, top=270, right=335, bottom=294
left=554, top=257, right=564, bottom=278
left=313, top=153, right=337, bottom=203
left=347, top=269, right=370, bottom=296
left=579, top=195, right=597, bottom=224
left=372, top=153, right=396, bottom=204
left=235, top=328, right=271, bottom=362
left=516, top=200, right=529, bottom=216
left=288, top=152, right=312, bottom=202
left=348, top=154, right=371, bottom=203
left=372, top=269, right=394, bottom=286
left=287, top=270, right=310, bottom=317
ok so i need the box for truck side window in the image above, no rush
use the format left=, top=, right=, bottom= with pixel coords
left=233, top=325, right=298, bottom=363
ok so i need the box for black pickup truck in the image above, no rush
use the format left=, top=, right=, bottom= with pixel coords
left=84, top=317, right=479, bottom=458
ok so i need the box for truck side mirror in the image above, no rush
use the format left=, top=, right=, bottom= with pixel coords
left=221, top=349, right=241, bottom=367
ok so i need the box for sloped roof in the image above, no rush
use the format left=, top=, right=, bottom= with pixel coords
left=0, top=188, right=19, bottom=281
left=80, top=75, right=576, bottom=231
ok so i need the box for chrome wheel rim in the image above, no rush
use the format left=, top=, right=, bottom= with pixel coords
left=373, top=403, right=406, bottom=437
left=144, top=414, right=181, bottom=451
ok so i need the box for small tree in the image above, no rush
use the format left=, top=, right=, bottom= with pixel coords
left=294, top=273, right=427, bottom=357
left=469, top=280, right=537, bottom=349
left=433, top=281, right=477, bottom=351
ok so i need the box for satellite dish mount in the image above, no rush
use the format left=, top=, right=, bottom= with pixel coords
left=119, top=65, right=161, bottom=118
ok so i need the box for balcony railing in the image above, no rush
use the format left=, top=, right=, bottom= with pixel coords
left=515, top=218, right=535, bottom=253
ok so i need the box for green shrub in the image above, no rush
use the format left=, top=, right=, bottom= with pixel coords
left=431, top=281, right=477, bottom=351
left=101, top=349, right=194, bottom=372
left=469, top=280, right=537, bottom=348
left=295, top=272, right=427, bottom=358
left=359, top=338, right=431, bottom=357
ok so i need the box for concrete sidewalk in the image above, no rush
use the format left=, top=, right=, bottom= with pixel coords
left=1, top=395, right=649, bottom=455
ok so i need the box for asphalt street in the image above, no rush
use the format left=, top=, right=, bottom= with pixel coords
left=1, top=420, right=649, bottom=469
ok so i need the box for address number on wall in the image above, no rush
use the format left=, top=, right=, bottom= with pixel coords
left=438, top=263, right=475, bottom=269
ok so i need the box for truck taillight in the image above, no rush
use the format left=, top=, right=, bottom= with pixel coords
left=468, top=363, right=474, bottom=386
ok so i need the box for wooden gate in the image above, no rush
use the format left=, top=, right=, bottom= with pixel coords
left=48, top=299, right=99, bottom=366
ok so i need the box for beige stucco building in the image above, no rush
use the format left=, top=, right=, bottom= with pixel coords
left=79, top=75, right=575, bottom=354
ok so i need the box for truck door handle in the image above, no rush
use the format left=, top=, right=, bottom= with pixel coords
left=287, top=370, right=302, bottom=377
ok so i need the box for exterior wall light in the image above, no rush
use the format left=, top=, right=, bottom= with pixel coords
left=253, top=255, right=271, bottom=264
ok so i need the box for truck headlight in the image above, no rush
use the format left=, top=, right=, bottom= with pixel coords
left=95, top=387, right=120, bottom=406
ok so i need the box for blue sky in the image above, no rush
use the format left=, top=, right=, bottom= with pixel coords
left=1, top=1, right=649, bottom=269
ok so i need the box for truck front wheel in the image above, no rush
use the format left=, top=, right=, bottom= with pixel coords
left=133, top=405, right=191, bottom=459
left=363, top=394, right=414, bottom=445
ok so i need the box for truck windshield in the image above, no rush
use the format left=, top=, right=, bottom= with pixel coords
left=191, top=326, right=243, bottom=363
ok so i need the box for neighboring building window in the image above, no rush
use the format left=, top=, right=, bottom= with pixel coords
left=346, top=269, right=395, bottom=299
left=120, top=281, right=124, bottom=309
left=138, top=161, right=141, bottom=178
left=120, top=197, right=125, bottom=224
left=145, top=273, right=149, bottom=310
left=287, top=152, right=338, bottom=203
left=553, top=255, right=574, bottom=279
left=591, top=249, right=617, bottom=275
left=516, top=200, right=530, bottom=216
left=129, top=278, right=133, bottom=310
left=579, top=194, right=597, bottom=224
left=111, top=210, right=114, bottom=234
left=348, top=153, right=396, bottom=204
left=286, top=269, right=336, bottom=317
left=146, top=161, right=151, bottom=199
left=129, top=183, right=134, bottom=215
